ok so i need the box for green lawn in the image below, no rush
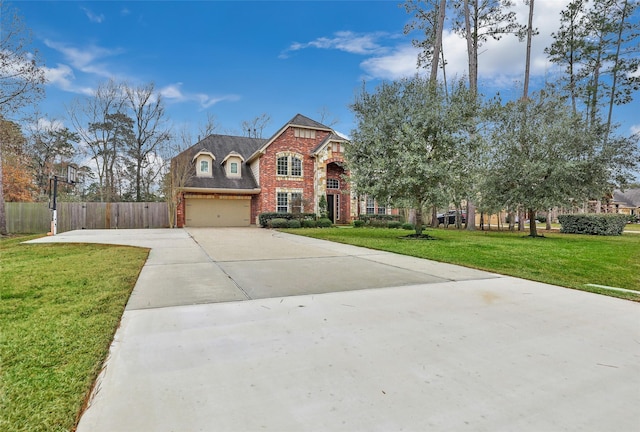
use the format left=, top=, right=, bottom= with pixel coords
left=0, top=235, right=149, bottom=432
left=283, top=227, right=640, bottom=301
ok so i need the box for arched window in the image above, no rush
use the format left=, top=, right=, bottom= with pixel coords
left=276, top=153, right=303, bottom=177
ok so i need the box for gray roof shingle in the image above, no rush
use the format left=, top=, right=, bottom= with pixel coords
left=613, top=189, right=640, bottom=208
left=181, top=134, right=266, bottom=190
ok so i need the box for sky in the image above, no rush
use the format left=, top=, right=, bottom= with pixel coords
left=9, top=0, right=640, bottom=143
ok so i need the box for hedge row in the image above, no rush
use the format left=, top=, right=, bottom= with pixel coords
left=258, top=212, right=316, bottom=227
left=558, top=214, right=628, bottom=236
left=267, top=217, right=333, bottom=229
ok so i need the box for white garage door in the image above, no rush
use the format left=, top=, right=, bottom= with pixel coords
left=185, top=197, right=251, bottom=227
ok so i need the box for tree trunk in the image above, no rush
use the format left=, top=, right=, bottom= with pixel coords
left=606, top=0, right=628, bottom=140
left=431, top=205, right=439, bottom=228
left=528, top=208, right=538, bottom=237
left=429, top=0, right=447, bottom=83
left=523, top=0, right=535, bottom=99
left=415, top=206, right=423, bottom=235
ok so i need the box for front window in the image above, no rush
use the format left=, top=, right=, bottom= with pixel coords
left=277, top=157, right=288, bottom=176
left=291, top=193, right=303, bottom=214
left=277, top=192, right=288, bottom=213
left=327, top=178, right=339, bottom=189
left=276, top=154, right=303, bottom=177
left=291, top=157, right=302, bottom=176
left=366, top=197, right=375, bottom=215
left=377, top=205, right=386, bottom=215
left=230, top=162, right=238, bottom=174
left=200, top=160, right=209, bottom=173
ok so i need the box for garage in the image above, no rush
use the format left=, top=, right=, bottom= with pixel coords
left=185, top=196, right=251, bottom=227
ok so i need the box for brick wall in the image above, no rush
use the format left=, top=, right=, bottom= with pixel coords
left=257, top=127, right=331, bottom=215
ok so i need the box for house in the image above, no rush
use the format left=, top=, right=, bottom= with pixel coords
left=610, top=188, right=640, bottom=217
left=173, top=114, right=353, bottom=227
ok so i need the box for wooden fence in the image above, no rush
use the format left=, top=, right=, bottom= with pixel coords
left=5, top=202, right=170, bottom=234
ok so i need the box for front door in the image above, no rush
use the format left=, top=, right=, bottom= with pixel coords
left=326, top=194, right=335, bottom=223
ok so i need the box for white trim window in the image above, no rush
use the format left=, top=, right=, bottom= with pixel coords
left=366, top=197, right=375, bottom=215
left=276, top=190, right=304, bottom=213
left=200, top=160, right=209, bottom=173
left=276, top=153, right=303, bottom=178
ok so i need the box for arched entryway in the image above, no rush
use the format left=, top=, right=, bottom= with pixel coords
left=325, top=161, right=348, bottom=223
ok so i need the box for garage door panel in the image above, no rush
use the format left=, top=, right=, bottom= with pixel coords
left=186, top=198, right=251, bottom=227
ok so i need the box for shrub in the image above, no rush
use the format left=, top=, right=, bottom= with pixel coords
left=353, top=220, right=365, bottom=228
left=317, top=218, right=333, bottom=228
left=535, top=215, right=547, bottom=223
left=401, top=222, right=414, bottom=230
left=268, top=218, right=289, bottom=229
left=628, top=214, right=639, bottom=224
left=258, top=212, right=316, bottom=227
left=287, top=219, right=301, bottom=228
left=558, top=213, right=628, bottom=236
left=302, top=219, right=317, bottom=228
left=359, top=214, right=401, bottom=223
left=387, top=221, right=402, bottom=229
left=370, top=219, right=388, bottom=228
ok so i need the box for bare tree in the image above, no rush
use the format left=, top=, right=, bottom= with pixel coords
left=0, top=0, right=45, bottom=234
left=163, top=126, right=196, bottom=227
left=68, top=80, right=128, bottom=202
left=241, top=113, right=271, bottom=138
left=124, top=82, right=171, bottom=201
left=316, top=106, right=340, bottom=127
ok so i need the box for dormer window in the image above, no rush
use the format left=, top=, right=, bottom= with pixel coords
left=200, top=160, right=209, bottom=173
left=193, top=150, right=215, bottom=177
left=222, top=152, right=244, bottom=178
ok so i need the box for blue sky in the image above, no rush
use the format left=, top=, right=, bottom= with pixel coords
left=12, top=0, right=640, bottom=142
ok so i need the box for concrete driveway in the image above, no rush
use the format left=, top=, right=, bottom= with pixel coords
left=27, top=228, right=640, bottom=431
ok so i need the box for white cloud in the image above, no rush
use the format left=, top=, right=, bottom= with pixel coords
left=43, top=39, right=123, bottom=79
left=631, top=125, right=640, bottom=136
left=161, top=83, right=240, bottom=109
left=41, top=63, right=75, bottom=90
left=280, top=31, right=389, bottom=59
left=360, top=45, right=422, bottom=81
left=81, top=7, right=105, bottom=23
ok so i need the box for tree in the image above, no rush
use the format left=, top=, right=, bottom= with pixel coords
left=124, top=82, right=171, bottom=202
left=452, top=0, right=524, bottom=230
left=0, top=117, right=36, bottom=202
left=403, top=0, right=448, bottom=82
left=546, top=0, right=639, bottom=130
left=69, top=80, right=128, bottom=202
left=25, top=120, right=79, bottom=196
left=483, top=88, right=639, bottom=237
left=241, top=113, right=271, bottom=138
left=348, top=77, right=477, bottom=236
left=0, top=0, right=45, bottom=234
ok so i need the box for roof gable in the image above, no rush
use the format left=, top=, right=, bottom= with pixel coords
left=612, top=188, right=640, bottom=207
left=246, top=113, right=333, bottom=163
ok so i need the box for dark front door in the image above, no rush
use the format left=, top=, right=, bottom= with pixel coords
left=327, top=194, right=335, bottom=223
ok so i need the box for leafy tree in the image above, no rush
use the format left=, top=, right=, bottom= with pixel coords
left=25, top=120, right=79, bottom=195
left=483, top=88, right=638, bottom=237
left=348, top=77, right=477, bottom=236
left=0, top=0, right=45, bottom=233
left=0, top=117, right=36, bottom=202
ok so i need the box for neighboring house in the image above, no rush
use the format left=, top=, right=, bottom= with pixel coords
left=610, top=189, right=640, bottom=217
left=173, top=114, right=353, bottom=227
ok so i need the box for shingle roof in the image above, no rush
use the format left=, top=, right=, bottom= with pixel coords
left=312, top=132, right=348, bottom=154
left=179, top=134, right=266, bottom=190
left=612, top=189, right=640, bottom=208
left=288, top=113, right=332, bottom=130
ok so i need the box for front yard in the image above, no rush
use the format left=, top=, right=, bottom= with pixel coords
left=283, top=227, right=640, bottom=301
left=0, top=235, right=149, bottom=432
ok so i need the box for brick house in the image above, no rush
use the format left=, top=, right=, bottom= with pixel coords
left=174, top=114, right=354, bottom=227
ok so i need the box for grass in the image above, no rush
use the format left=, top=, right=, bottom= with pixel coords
left=283, top=227, right=640, bottom=301
left=0, top=235, right=149, bottom=432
